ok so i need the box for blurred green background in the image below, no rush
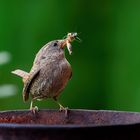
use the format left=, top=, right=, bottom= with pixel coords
left=0, top=0, right=140, bottom=111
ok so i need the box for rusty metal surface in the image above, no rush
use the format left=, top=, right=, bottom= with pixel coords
left=0, top=109, right=140, bottom=140
left=0, top=109, right=140, bottom=125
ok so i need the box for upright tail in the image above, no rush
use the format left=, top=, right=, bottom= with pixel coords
left=11, top=69, right=29, bottom=83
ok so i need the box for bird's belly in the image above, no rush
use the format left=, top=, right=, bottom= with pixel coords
left=30, top=60, right=71, bottom=99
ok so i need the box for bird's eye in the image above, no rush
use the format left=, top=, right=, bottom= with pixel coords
left=53, top=42, right=58, bottom=46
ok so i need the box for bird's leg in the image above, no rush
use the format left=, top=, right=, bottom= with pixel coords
left=30, top=99, right=38, bottom=114
left=53, top=97, right=68, bottom=116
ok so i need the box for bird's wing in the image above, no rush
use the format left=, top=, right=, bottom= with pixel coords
left=22, top=68, right=40, bottom=102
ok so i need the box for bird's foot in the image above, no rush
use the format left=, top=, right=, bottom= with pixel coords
left=30, top=106, right=38, bottom=114
left=59, top=105, right=69, bottom=116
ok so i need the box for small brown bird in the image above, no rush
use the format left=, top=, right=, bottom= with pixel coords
left=12, top=33, right=80, bottom=114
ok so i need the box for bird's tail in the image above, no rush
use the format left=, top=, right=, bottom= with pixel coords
left=11, top=69, right=29, bottom=83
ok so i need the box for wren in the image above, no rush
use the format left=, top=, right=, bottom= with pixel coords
left=12, top=33, right=79, bottom=114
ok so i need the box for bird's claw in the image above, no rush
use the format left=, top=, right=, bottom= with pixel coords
left=30, top=106, right=38, bottom=114
left=59, top=106, right=69, bottom=116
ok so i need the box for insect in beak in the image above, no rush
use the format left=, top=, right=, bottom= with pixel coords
left=62, top=32, right=81, bottom=55
left=70, top=32, right=82, bottom=43
left=66, top=41, right=72, bottom=55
